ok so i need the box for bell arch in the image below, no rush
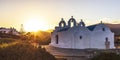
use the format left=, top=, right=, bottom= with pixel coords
left=78, top=19, right=85, bottom=27
left=59, top=18, right=66, bottom=27
left=68, top=16, right=77, bottom=27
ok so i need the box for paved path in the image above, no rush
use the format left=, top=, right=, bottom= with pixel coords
left=45, top=45, right=89, bottom=56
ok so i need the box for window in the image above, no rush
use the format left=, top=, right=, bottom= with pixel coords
left=102, top=28, right=105, bottom=31
left=106, top=37, right=108, bottom=41
left=80, top=36, right=82, bottom=39
left=55, top=35, right=58, bottom=44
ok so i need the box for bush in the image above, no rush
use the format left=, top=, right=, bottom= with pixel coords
left=0, top=38, right=16, bottom=44
left=0, top=41, right=56, bottom=60
left=23, top=31, right=51, bottom=45
left=91, top=52, right=120, bottom=60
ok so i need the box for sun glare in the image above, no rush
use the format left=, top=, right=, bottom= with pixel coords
left=24, top=18, right=48, bottom=32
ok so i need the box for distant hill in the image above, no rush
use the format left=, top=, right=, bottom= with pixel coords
left=105, top=23, right=120, bottom=35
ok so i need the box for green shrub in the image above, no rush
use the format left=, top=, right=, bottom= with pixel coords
left=0, top=38, right=16, bottom=44
left=91, top=52, right=120, bottom=60
left=0, top=41, right=56, bottom=60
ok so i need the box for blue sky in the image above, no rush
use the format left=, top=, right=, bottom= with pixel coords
left=0, top=0, right=120, bottom=31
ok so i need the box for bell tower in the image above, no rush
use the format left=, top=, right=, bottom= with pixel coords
left=78, top=19, right=85, bottom=27
left=68, top=16, right=77, bottom=27
left=59, top=18, right=66, bottom=28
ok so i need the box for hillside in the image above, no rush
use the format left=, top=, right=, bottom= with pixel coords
left=105, top=23, right=120, bottom=35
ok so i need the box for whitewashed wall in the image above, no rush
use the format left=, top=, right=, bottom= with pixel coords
left=50, top=24, right=115, bottom=49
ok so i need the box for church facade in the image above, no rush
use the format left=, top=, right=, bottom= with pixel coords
left=50, top=16, right=115, bottom=49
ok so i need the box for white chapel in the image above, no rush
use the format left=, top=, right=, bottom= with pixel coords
left=50, top=16, right=115, bottom=49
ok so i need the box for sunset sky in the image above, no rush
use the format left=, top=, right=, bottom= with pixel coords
left=0, top=0, right=120, bottom=31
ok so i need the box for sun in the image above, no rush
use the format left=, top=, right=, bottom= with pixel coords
left=24, top=18, right=48, bottom=32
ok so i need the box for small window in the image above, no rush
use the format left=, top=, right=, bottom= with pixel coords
left=55, top=35, right=58, bottom=44
left=102, top=28, right=105, bottom=31
left=106, top=37, right=108, bottom=41
left=80, top=36, right=82, bottom=39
